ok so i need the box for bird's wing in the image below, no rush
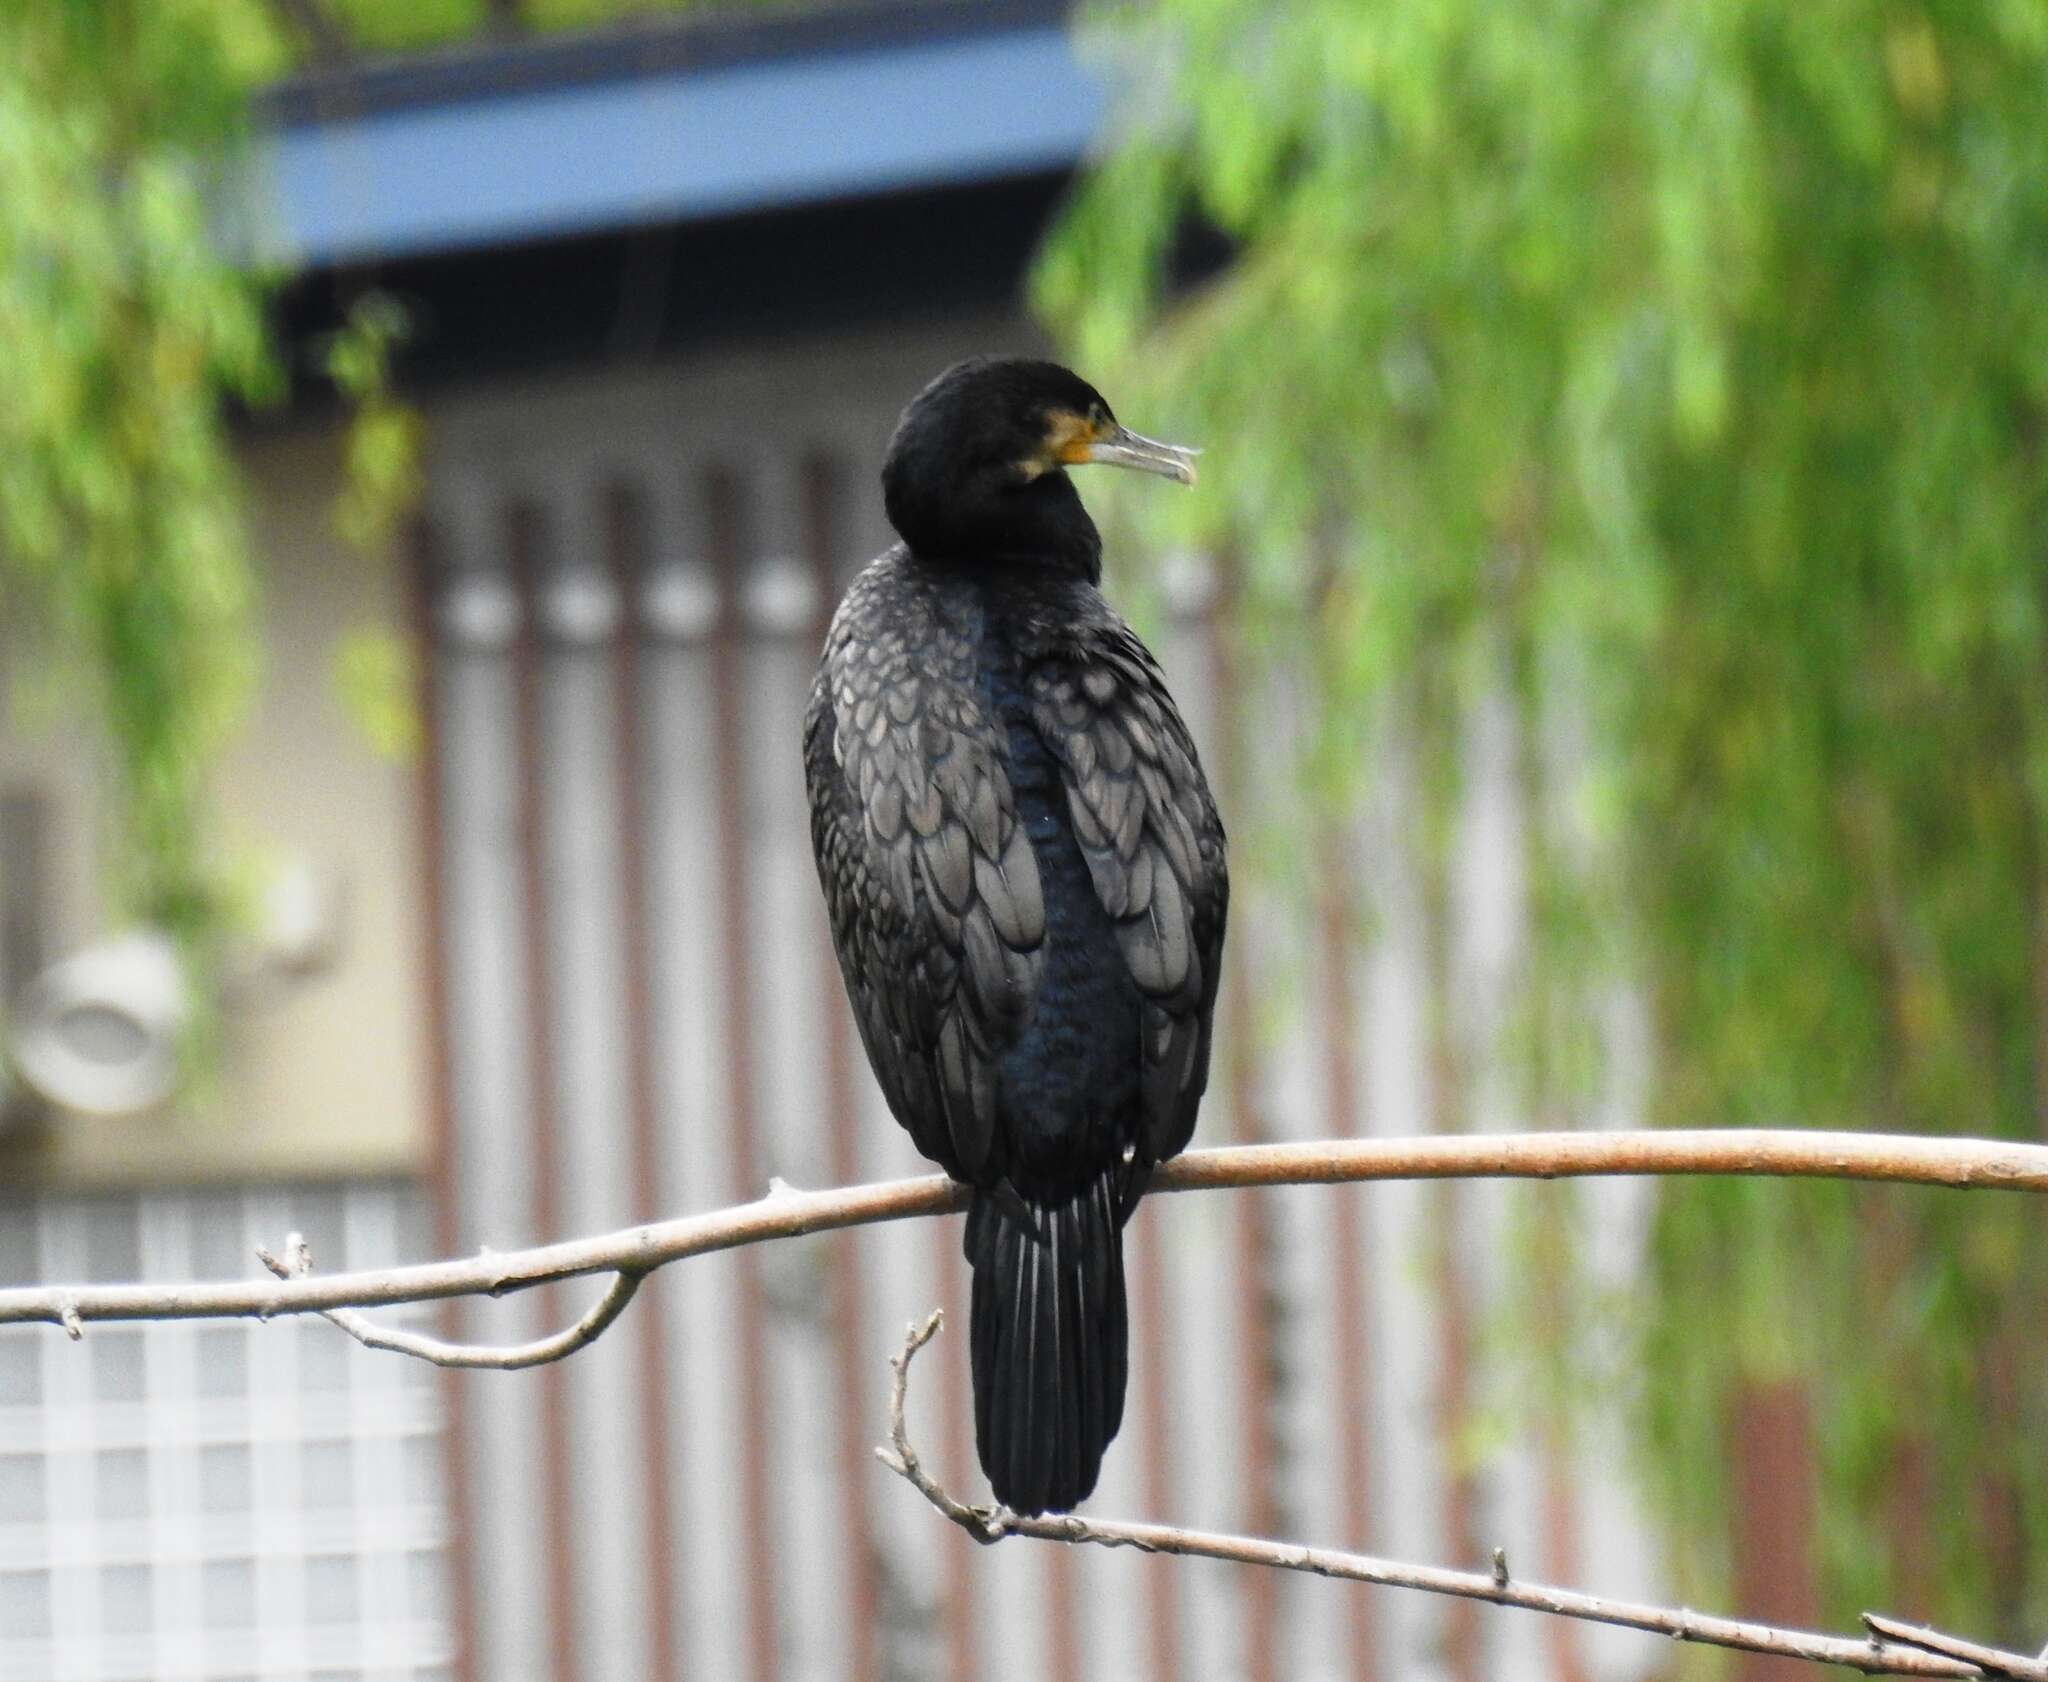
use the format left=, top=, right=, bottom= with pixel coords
left=1028, top=622, right=1228, bottom=1164
left=806, top=572, right=1045, bottom=1182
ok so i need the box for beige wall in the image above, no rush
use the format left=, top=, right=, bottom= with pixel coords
left=0, top=420, right=428, bottom=1186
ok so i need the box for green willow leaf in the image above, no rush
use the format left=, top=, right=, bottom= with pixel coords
left=1043, top=0, right=2048, bottom=1644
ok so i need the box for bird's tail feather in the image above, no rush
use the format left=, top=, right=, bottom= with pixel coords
left=963, top=1170, right=1128, bottom=1516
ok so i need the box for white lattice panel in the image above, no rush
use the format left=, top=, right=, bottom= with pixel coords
left=0, top=1181, right=454, bottom=1682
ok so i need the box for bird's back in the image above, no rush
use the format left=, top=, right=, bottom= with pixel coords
left=807, top=539, right=1225, bottom=1514
left=807, top=550, right=1149, bottom=1187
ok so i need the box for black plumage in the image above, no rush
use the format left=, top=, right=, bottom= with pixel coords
left=804, top=357, right=1228, bottom=1514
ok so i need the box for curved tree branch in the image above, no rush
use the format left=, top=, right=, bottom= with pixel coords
left=877, top=1313, right=2048, bottom=1682
left=0, top=1130, right=2044, bottom=1350
left=9, top=1132, right=2048, bottom=1669
left=255, top=1232, right=643, bottom=1370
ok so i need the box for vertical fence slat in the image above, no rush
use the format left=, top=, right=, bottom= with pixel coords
left=1209, top=594, right=1281, bottom=1682
left=606, top=482, right=685, bottom=1682
left=938, top=1220, right=980, bottom=1682
left=1130, top=1219, right=1180, bottom=1682
left=1733, top=1382, right=1820, bottom=1682
left=1319, top=840, right=1380, bottom=1682
left=803, top=452, right=882, bottom=1682
left=1424, top=875, right=1481, bottom=1682
left=1047, top=1540, right=1082, bottom=1682
left=507, top=498, right=582, bottom=1682
left=705, top=463, right=784, bottom=1682
left=640, top=513, right=738, bottom=1681
left=409, top=514, right=480, bottom=1682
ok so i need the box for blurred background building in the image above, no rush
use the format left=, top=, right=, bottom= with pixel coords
left=0, top=2, right=1822, bottom=1680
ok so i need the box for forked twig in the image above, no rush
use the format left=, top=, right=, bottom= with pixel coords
left=256, top=1232, right=642, bottom=1371
left=875, top=1314, right=2044, bottom=1681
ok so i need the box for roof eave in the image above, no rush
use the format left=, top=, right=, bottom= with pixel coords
left=242, top=0, right=1103, bottom=271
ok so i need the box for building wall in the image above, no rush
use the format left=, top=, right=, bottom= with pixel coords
left=215, top=427, right=430, bottom=1181
left=0, top=424, right=428, bottom=1185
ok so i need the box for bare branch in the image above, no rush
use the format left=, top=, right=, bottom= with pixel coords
left=1, top=1129, right=2045, bottom=1338
left=5, top=1133, right=2044, bottom=1670
left=877, top=1316, right=2036, bottom=1682
left=255, top=1233, right=643, bottom=1371
left=0, top=1171, right=949, bottom=1335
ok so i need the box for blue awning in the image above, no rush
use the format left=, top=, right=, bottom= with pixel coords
left=247, top=5, right=1104, bottom=269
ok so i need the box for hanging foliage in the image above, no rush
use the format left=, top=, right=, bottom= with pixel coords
left=0, top=4, right=424, bottom=1039
left=1041, top=0, right=2048, bottom=1644
left=0, top=1, right=284, bottom=943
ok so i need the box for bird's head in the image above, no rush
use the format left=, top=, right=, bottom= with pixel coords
left=881, top=357, right=1197, bottom=578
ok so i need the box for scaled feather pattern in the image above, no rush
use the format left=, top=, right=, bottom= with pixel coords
left=805, top=357, right=1227, bottom=1514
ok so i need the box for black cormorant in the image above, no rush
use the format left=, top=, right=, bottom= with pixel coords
left=804, top=357, right=1229, bottom=1515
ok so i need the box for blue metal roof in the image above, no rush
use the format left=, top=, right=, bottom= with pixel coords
left=248, top=3, right=1103, bottom=269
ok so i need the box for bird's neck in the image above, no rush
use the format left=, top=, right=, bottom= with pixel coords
left=887, top=470, right=1103, bottom=584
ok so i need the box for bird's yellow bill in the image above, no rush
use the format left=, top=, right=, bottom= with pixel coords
left=1073, top=425, right=1201, bottom=486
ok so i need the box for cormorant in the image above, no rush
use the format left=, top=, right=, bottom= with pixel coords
left=804, top=357, right=1229, bottom=1515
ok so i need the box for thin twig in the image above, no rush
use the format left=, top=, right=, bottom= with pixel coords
left=874, top=1310, right=1011, bottom=1543
left=255, top=1233, right=643, bottom=1371
left=2, top=1130, right=2046, bottom=1337
left=876, top=1316, right=2038, bottom=1682
left=1863, top=1617, right=2048, bottom=1682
